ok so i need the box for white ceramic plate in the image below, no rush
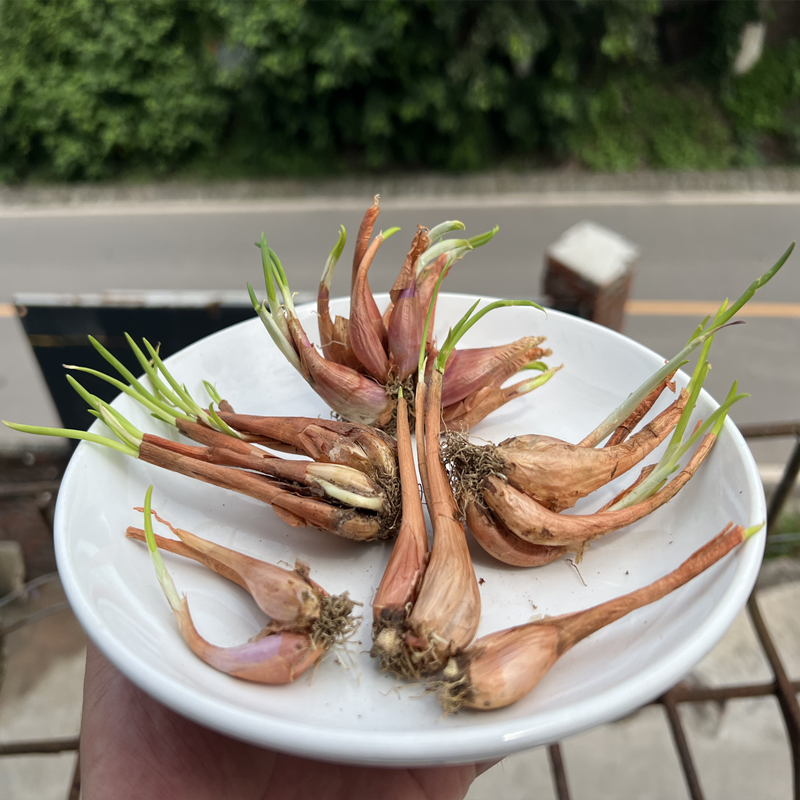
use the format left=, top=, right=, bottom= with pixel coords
left=54, top=293, right=765, bottom=766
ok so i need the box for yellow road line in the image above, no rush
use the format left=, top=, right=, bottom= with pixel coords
left=2, top=299, right=798, bottom=319
left=625, top=300, right=800, bottom=318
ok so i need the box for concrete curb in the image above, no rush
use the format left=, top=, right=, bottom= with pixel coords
left=4, top=168, right=800, bottom=209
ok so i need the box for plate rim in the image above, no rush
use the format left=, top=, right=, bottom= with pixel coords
left=54, top=293, right=766, bottom=765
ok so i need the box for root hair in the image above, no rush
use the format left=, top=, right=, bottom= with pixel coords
left=427, top=655, right=474, bottom=715
left=384, top=374, right=417, bottom=435
left=440, top=431, right=505, bottom=516
left=312, top=592, right=361, bottom=649
left=377, top=466, right=403, bottom=539
left=370, top=614, right=420, bottom=680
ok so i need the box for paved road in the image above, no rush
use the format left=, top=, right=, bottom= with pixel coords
left=1, top=193, right=798, bottom=463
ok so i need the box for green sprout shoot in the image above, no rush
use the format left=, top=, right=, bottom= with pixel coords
left=582, top=242, right=794, bottom=448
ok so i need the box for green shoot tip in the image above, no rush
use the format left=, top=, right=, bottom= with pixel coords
left=143, top=485, right=156, bottom=554
left=522, top=360, right=549, bottom=372
left=467, top=225, right=499, bottom=249
left=427, top=220, right=467, bottom=242
left=247, top=283, right=260, bottom=311
left=434, top=298, right=545, bottom=372
left=141, top=485, right=182, bottom=610
left=326, top=225, right=347, bottom=263
left=744, top=522, right=765, bottom=539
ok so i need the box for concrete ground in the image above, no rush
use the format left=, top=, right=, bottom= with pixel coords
left=0, top=579, right=83, bottom=800
left=0, top=561, right=798, bottom=800
left=3, top=170, right=800, bottom=466
left=1, top=172, right=799, bottom=798
left=469, top=566, right=800, bottom=800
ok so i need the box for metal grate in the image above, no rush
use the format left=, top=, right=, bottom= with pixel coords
left=548, top=421, right=800, bottom=800
left=1, top=423, right=798, bottom=800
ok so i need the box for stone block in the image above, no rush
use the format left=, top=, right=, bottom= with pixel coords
left=543, top=220, right=639, bottom=332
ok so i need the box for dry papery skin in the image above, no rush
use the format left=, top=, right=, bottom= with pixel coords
left=435, top=521, right=750, bottom=712
left=438, top=338, right=549, bottom=408
left=350, top=230, right=393, bottom=382
left=399, top=369, right=481, bottom=676
left=387, top=227, right=429, bottom=379
left=216, top=413, right=398, bottom=482
left=464, top=500, right=566, bottom=568
left=126, top=512, right=359, bottom=647
left=189, top=445, right=386, bottom=507
left=370, top=394, right=429, bottom=676
left=137, top=438, right=388, bottom=541
left=288, top=310, right=396, bottom=428
left=442, top=388, right=687, bottom=515
left=382, top=373, right=417, bottom=436
left=159, top=414, right=404, bottom=540
left=482, top=431, right=717, bottom=548
left=317, top=199, right=380, bottom=372
left=602, top=373, right=677, bottom=449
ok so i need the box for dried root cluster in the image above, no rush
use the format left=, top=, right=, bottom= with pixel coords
left=2, top=202, right=794, bottom=712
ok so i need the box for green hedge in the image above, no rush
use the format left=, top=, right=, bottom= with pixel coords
left=2, top=0, right=795, bottom=182
left=0, top=0, right=228, bottom=181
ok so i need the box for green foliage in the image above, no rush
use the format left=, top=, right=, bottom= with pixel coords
left=0, top=0, right=794, bottom=181
left=568, top=76, right=736, bottom=172
left=0, top=0, right=227, bottom=181
left=724, top=41, right=800, bottom=164
left=208, top=0, right=557, bottom=173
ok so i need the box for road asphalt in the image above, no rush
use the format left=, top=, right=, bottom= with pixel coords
left=0, top=178, right=798, bottom=799
left=0, top=190, right=798, bottom=464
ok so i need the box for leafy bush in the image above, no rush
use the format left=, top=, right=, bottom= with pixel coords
left=208, top=0, right=556, bottom=173
left=724, top=40, right=800, bottom=164
left=0, top=0, right=791, bottom=181
left=0, top=0, right=227, bottom=180
left=567, top=76, right=736, bottom=172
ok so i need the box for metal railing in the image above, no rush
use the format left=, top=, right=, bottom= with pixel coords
left=1, top=422, right=799, bottom=800
left=0, top=560, right=80, bottom=798
left=547, top=421, right=800, bottom=800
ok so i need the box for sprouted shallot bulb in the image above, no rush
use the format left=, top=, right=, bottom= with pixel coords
left=396, top=279, right=548, bottom=676
left=137, top=486, right=359, bottom=684
left=482, top=372, right=746, bottom=549
left=4, top=366, right=398, bottom=540
left=370, top=388, right=429, bottom=675
left=463, top=499, right=565, bottom=568
left=251, top=198, right=557, bottom=432
left=214, top=414, right=399, bottom=484
left=65, top=329, right=402, bottom=516
left=61, top=333, right=396, bottom=517
left=437, top=521, right=762, bottom=712
left=442, top=244, right=793, bottom=564
left=449, top=390, right=687, bottom=514
left=127, top=504, right=357, bottom=639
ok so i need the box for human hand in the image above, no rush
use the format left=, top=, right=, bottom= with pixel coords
left=80, top=642, right=494, bottom=800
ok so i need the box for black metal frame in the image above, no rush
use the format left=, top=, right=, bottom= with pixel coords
left=1, top=422, right=799, bottom=800
left=547, top=422, right=800, bottom=800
